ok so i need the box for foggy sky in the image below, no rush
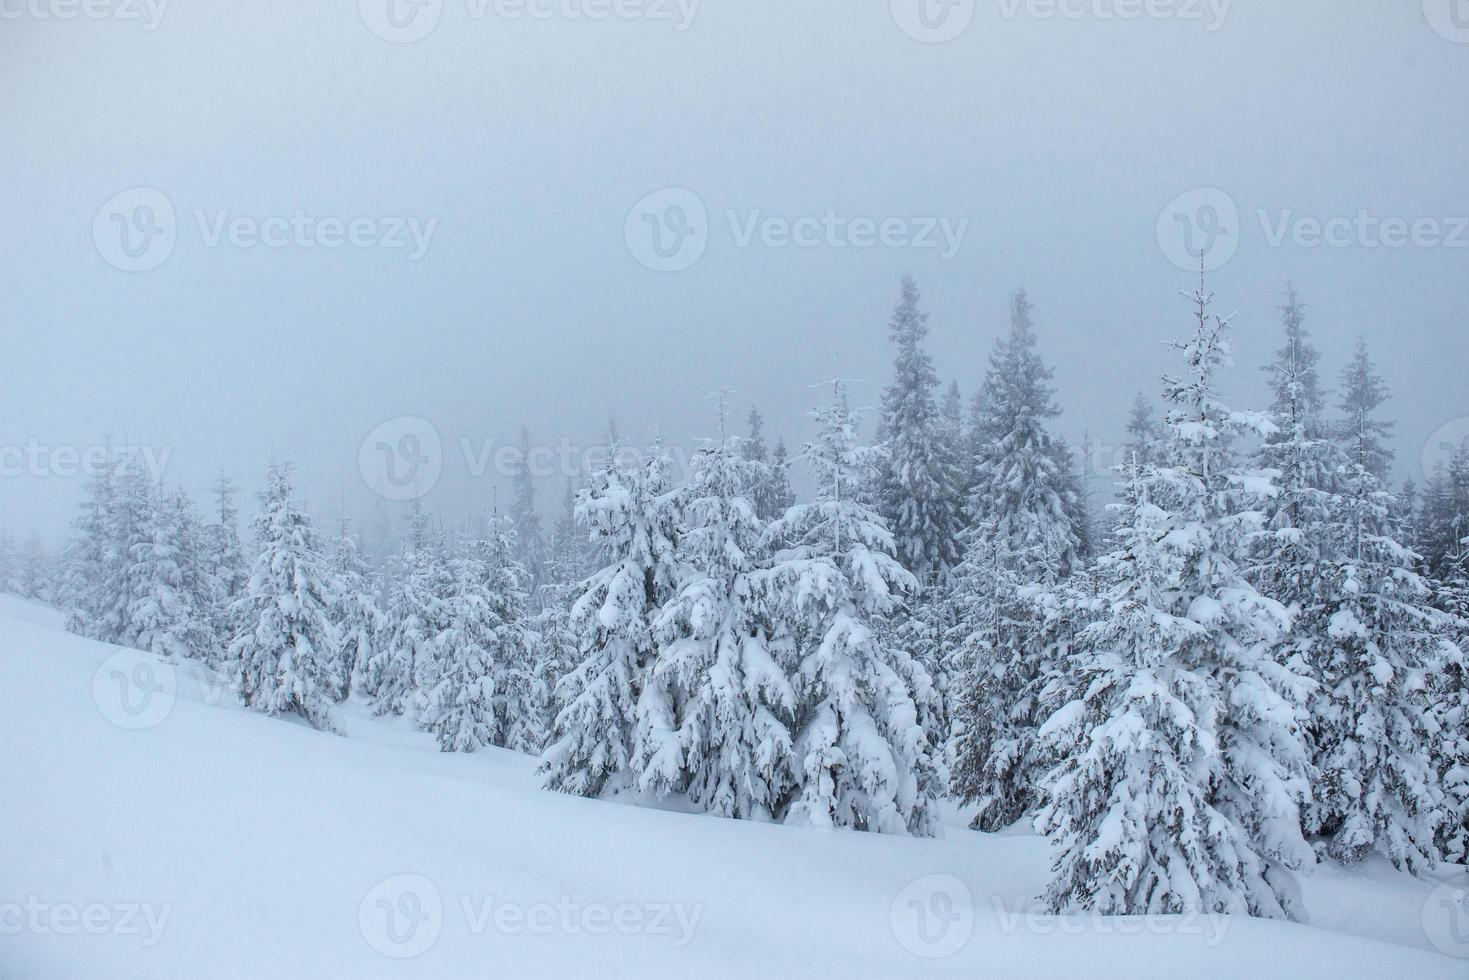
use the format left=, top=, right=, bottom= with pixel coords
left=2, top=0, right=1466, bottom=547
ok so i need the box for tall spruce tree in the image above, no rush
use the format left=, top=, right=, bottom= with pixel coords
left=639, top=394, right=797, bottom=819
left=877, top=276, right=964, bottom=586
left=540, top=438, right=682, bottom=797
left=764, top=378, right=938, bottom=835
left=1035, top=277, right=1313, bottom=919
left=227, top=463, right=341, bottom=731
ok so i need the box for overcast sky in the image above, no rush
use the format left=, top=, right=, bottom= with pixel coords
left=2, top=0, right=1466, bottom=547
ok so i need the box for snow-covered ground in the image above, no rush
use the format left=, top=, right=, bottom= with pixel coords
left=2, top=593, right=1465, bottom=979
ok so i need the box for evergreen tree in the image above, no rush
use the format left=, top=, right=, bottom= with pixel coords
left=877, top=276, right=965, bottom=586
left=327, top=516, right=380, bottom=701
left=639, top=394, right=797, bottom=820
left=227, top=463, right=341, bottom=731
left=63, top=444, right=117, bottom=638
left=948, top=288, right=1084, bottom=828
left=509, top=425, right=549, bottom=594
left=202, top=470, right=247, bottom=658
left=540, top=438, right=682, bottom=797
left=365, top=501, right=447, bottom=717
left=1338, top=338, right=1393, bottom=484
left=19, top=531, right=54, bottom=602
left=764, top=378, right=937, bottom=835
left=1035, top=278, right=1313, bottom=920
left=766, top=439, right=796, bottom=518
left=128, top=486, right=212, bottom=661
left=1304, top=460, right=1443, bottom=871
left=1123, top=392, right=1160, bottom=468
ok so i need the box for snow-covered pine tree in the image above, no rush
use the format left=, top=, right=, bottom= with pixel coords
left=104, top=456, right=156, bottom=646
left=0, top=533, right=19, bottom=596
left=201, top=470, right=247, bottom=658
left=417, top=535, right=500, bottom=752
left=638, top=392, right=797, bottom=820
left=327, top=516, right=380, bottom=701
left=19, top=531, right=54, bottom=602
left=62, top=445, right=116, bottom=637
left=368, top=501, right=449, bottom=717
left=877, top=276, right=964, bottom=586
left=764, top=377, right=937, bottom=835
left=509, top=425, right=549, bottom=596
left=948, top=287, right=1083, bottom=830
left=480, top=514, right=542, bottom=752
left=540, top=437, right=682, bottom=797
left=128, top=486, right=212, bottom=661
left=1303, top=457, right=1444, bottom=872
left=1035, top=276, right=1313, bottom=920
left=766, top=438, right=796, bottom=518
left=1124, top=392, right=1161, bottom=468
left=1338, top=338, right=1394, bottom=484
left=227, top=463, right=341, bottom=731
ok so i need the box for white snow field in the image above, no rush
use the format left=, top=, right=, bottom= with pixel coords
left=2, top=593, right=1465, bottom=979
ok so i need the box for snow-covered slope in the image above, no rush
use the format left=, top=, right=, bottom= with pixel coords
left=2, top=594, right=1464, bottom=979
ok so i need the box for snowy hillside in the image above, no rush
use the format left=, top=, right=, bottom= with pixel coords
left=2, top=594, right=1463, bottom=979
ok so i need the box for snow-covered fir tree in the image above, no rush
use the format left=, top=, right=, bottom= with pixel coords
left=766, top=438, right=796, bottom=519
left=227, top=463, right=341, bottom=731
left=128, top=486, right=212, bottom=661
left=18, top=531, right=54, bottom=602
left=1338, top=338, right=1393, bottom=484
left=368, top=501, right=451, bottom=718
left=540, top=437, right=682, bottom=797
left=327, top=516, right=380, bottom=701
left=638, top=393, right=797, bottom=820
left=1124, top=392, right=1161, bottom=468
left=948, top=287, right=1083, bottom=830
left=201, top=470, right=247, bottom=657
left=509, top=425, right=549, bottom=595
left=1302, top=457, right=1444, bottom=872
left=764, top=377, right=937, bottom=835
left=1035, top=277, right=1314, bottom=920
left=877, top=276, right=964, bottom=586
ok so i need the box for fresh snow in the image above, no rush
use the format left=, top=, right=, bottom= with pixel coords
left=3, top=594, right=1464, bottom=979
